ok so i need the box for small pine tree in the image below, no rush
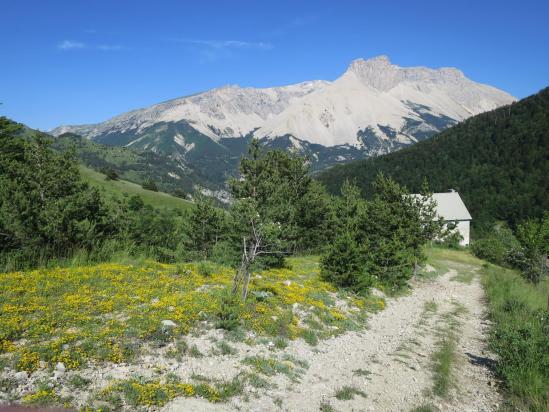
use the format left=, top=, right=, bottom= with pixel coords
left=142, top=178, right=158, bottom=192
left=188, top=193, right=224, bottom=259
left=127, top=194, right=145, bottom=211
left=515, top=214, right=549, bottom=283
left=320, top=231, right=372, bottom=292
left=172, top=188, right=187, bottom=199
left=103, top=168, right=119, bottom=181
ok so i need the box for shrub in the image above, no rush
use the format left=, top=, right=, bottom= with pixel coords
left=215, top=292, right=242, bottom=331
left=172, top=188, right=187, bottom=199
left=320, top=232, right=372, bottom=293
left=436, top=227, right=463, bottom=249
left=514, top=215, right=549, bottom=283
left=210, top=240, right=240, bottom=267
left=471, top=225, right=519, bottom=266
left=141, top=178, right=158, bottom=191
left=103, top=168, right=119, bottom=181
left=196, top=261, right=216, bottom=277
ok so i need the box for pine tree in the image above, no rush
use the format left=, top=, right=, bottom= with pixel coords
left=188, top=193, right=224, bottom=259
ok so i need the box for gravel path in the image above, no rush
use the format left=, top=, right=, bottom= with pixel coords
left=164, top=268, right=501, bottom=412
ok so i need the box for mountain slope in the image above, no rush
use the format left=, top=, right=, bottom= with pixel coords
left=52, top=132, right=232, bottom=199
left=52, top=81, right=327, bottom=143
left=79, top=165, right=192, bottom=212
left=256, top=56, right=513, bottom=149
left=52, top=56, right=514, bottom=176
left=317, top=87, right=549, bottom=229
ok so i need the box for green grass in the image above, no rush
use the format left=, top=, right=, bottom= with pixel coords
left=246, top=373, right=270, bottom=389
left=188, top=344, right=204, bottom=358
left=334, top=385, right=367, bottom=400
left=424, top=300, right=438, bottom=313
left=450, top=269, right=475, bottom=284
left=429, top=301, right=466, bottom=398
left=301, top=329, right=319, bottom=346
left=68, top=374, right=91, bottom=389
left=481, top=263, right=549, bottom=411
left=410, top=403, right=438, bottom=412
left=319, top=400, right=336, bottom=412
left=80, top=165, right=192, bottom=211
left=273, top=337, right=288, bottom=350
left=352, top=368, right=372, bottom=377
left=424, top=247, right=484, bottom=276
left=242, top=355, right=308, bottom=383
left=214, top=340, right=237, bottom=356
left=242, top=356, right=293, bottom=377
left=431, top=336, right=457, bottom=397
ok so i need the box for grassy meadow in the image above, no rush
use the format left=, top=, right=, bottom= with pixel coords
left=80, top=165, right=193, bottom=212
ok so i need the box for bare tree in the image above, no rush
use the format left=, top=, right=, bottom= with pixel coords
left=231, top=200, right=287, bottom=300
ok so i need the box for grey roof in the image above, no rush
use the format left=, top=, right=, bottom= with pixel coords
left=430, top=192, right=472, bottom=221
left=411, top=191, right=472, bottom=221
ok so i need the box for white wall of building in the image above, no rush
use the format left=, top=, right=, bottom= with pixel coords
left=456, top=220, right=470, bottom=246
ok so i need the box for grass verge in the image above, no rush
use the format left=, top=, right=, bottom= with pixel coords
left=480, top=263, right=549, bottom=411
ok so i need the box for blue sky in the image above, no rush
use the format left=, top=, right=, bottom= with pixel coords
left=1, top=0, right=548, bottom=130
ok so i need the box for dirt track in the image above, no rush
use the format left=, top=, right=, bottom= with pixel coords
left=164, top=263, right=501, bottom=412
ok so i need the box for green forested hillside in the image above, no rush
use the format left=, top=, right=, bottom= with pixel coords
left=317, top=87, right=549, bottom=230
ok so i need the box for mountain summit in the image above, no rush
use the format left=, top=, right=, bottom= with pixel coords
left=52, top=56, right=515, bottom=180
left=344, top=55, right=466, bottom=91
left=253, top=56, right=513, bottom=148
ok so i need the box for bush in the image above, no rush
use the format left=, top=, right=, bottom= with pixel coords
left=514, top=215, right=549, bottom=283
left=196, top=260, right=217, bottom=277
left=210, top=240, right=240, bottom=267
left=215, top=292, right=242, bottom=331
left=103, top=168, right=119, bottom=181
left=142, top=178, right=158, bottom=191
left=473, top=216, right=548, bottom=283
left=436, top=226, right=463, bottom=249
left=320, top=232, right=373, bottom=292
left=471, top=225, right=519, bottom=266
left=172, top=188, right=187, bottom=199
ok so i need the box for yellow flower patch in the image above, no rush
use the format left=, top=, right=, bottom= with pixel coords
left=0, top=256, right=382, bottom=377
left=0, top=339, right=16, bottom=353
left=17, top=351, right=40, bottom=372
left=22, top=388, right=59, bottom=405
left=101, top=379, right=224, bottom=407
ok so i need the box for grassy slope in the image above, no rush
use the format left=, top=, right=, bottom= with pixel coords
left=80, top=165, right=192, bottom=211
